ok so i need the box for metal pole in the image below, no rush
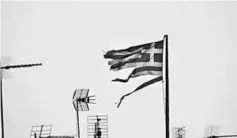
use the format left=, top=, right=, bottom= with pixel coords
left=76, top=102, right=80, bottom=138
left=0, top=69, right=4, bottom=138
left=39, top=125, right=43, bottom=137
left=0, top=76, right=4, bottom=138
left=164, top=35, right=170, bottom=138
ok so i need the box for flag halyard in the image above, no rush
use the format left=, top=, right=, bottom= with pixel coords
left=104, top=40, right=164, bottom=107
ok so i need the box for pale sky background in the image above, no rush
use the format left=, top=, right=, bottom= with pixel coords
left=1, top=1, right=237, bottom=138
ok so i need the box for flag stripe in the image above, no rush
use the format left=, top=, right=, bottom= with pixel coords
left=116, top=76, right=163, bottom=108
left=112, top=47, right=143, bottom=55
left=132, top=66, right=162, bottom=73
left=104, top=47, right=143, bottom=59
left=113, top=48, right=163, bottom=55
left=111, top=61, right=162, bottom=71
left=112, top=70, right=162, bottom=83
left=104, top=51, right=141, bottom=60
left=106, top=42, right=151, bottom=54
left=131, top=70, right=162, bottom=78
left=108, top=54, right=142, bottom=66
left=132, top=76, right=163, bottom=92
left=112, top=66, right=162, bottom=82
left=108, top=48, right=163, bottom=66
left=104, top=40, right=163, bottom=59
left=110, top=53, right=163, bottom=70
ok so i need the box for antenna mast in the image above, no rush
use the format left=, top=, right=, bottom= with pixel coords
left=0, top=60, right=42, bottom=138
left=72, top=89, right=95, bottom=138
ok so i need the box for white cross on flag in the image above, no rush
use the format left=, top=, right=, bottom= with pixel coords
left=104, top=40, right=164, bottom=107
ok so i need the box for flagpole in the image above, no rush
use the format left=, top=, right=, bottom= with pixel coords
left=0, top=76, right=4, bottom=138
left=164, top=34, right=170, bottom=138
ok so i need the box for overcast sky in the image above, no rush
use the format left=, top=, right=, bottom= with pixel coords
left=1, top=1, right=237, bottom=138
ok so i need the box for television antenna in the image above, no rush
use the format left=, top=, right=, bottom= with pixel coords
left=30, top=125, right=52, bottom=138
left=0, top=57, right=42, bottom=138
left=72, top=89, right=95, bottom=138
left=172, top=126, right=186, bottom=138
left=30, top=125, right=76, bottom=138
left=87, top=115, right=108, bottom=138
left=204, top=125, right=237, bottom=138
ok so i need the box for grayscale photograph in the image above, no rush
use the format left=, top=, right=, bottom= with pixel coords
left=1, top=1, right=237, bottom=138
